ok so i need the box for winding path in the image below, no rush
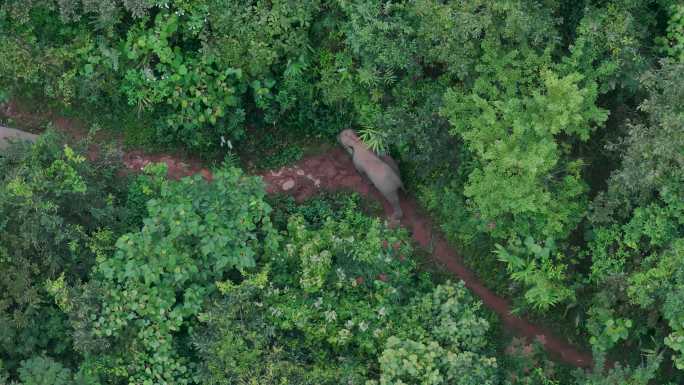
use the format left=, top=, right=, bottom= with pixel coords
left=122, top=147, right=594, bottom=368
left=0, top=96, right=592, bottom=368
left=1, top=96, right=594, bottom=367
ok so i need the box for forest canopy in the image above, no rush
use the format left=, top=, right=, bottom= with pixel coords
left=0, top=0, right=683, bottom=384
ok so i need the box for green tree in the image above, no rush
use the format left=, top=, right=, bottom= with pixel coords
left=61, top=166, right=280, bottom=384
left=443, top=66, right=606, bottom=241
left=0, top=132, right=129, bottom=375
left=586, top=60, right=684, bottom=373
left=194, top=208, right=499, bottom=385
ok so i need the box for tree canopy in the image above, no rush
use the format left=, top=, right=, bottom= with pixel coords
left=1, top=0, right=683, bottom=384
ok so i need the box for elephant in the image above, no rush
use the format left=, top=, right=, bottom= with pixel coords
left=338, top=129, right=404, bottom=220
left=0, top=125, right=37, bottom=151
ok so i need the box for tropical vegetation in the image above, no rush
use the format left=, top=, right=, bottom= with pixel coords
left=1, top=0, right=683, bottom=384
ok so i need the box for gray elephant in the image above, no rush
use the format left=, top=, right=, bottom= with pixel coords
left=338, top=129, right=404, bottom=220
left=0, top=125, right=37, bottom=151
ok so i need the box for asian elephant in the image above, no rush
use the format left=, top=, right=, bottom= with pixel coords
left=0, top=125, right=37, bottom=151
left=338, top=129, right=404, bottom=220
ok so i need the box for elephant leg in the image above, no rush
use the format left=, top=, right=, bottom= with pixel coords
left=384, top=189, right=403, bottom=220
left=352, top=158, right=368, bottom=179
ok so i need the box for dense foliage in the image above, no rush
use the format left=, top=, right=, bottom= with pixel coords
left=586, top=59, right=684, bottom=370
left=0, top=132, right=130, bottom=375
left=193, top=209, right=499, bottom=385
left=0, top=138, right=543, bottom=384
left=65, top=167, right=279, bottom=385
left=1, top=0, right=683, bottom=384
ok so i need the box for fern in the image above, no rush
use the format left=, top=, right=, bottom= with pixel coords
left=358, top=127, right=388, bottom=155
left=495, top=238, right=576, bottom=311
left=222, top=150, right=239, bottom=169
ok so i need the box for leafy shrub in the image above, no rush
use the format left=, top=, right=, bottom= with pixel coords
left=124, top=162, right=169, bottom=227
left=63, top=166, right=280, bottom=384
left=573, top=350, right=664, bottom=385
left=268, top=192, right=381, bottom=230
left=16, top=356, right=72, bottom=385
left=0, top=131, right=129, bottom=374
left=501, top=337, right=562, bottom=385
left=121, top=11, right=248, bottom=151
left=585, top=60, right=684, bottom=371
left=369, top=282, right=498, bottom=385
left=193, top=209, right=499, bottom=384
left=495, top=237, right=576, bottom=311
left=658, top=3, right=684, bottom=61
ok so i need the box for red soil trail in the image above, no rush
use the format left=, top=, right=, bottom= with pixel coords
left=0, top=90, right=593, bottom=368
left=121, top=146, right=594, bottom=369
left=0, top=99, right=593, bottom=367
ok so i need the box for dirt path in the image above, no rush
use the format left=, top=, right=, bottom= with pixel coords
left=121, top=146, right=594, bottom=368
left=1, top=100, right=593, bottom=367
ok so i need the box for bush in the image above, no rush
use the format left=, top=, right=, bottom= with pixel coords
left=61, top=166, right=280, bottom=384
left=585, top=60, right=684, bottom=373
left=193, top=207, right=500, bottom=384
left=0, top=131, right=129, bottom=374
left=16, top=356, right=73, bottom=385
left=1, top=0, right=682, bottom=382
